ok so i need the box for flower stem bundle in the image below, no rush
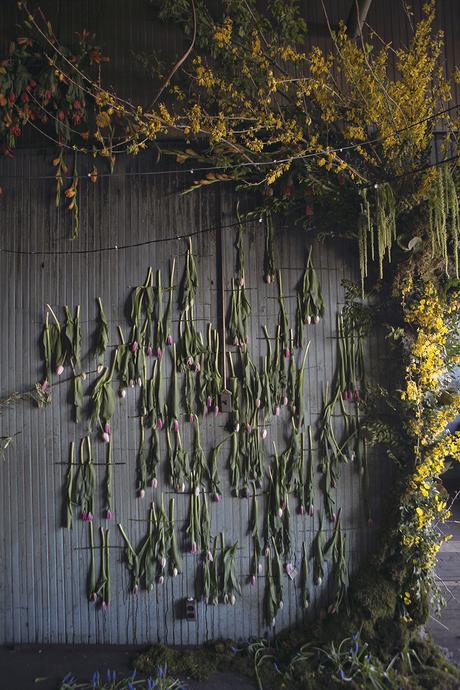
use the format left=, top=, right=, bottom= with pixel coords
left=295, top=247, right=324, bottom=345
left=94, top=297, right=109, bottom=366
left=72, top=436, right=95, bottom=520
left=263, top=212, right=276, bottom=284
left=313, top=515, right=325, bottom=586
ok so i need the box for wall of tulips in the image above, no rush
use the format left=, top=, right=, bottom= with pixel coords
left=0, top=150, right=391, bottom=644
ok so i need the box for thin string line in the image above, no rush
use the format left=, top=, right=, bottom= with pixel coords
left=0, top=102, right=458, bottom=182
left=0, top=151, right=459, bottom=257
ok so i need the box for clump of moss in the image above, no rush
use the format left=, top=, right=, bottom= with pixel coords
left=133, top=639, right=255, bottom=682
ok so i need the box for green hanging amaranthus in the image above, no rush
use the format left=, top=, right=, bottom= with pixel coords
left=357, top=189, right=373, bottom=296
left=427, top=163, right=460, bottom=278
left=300, top=541, right=310, bottom=609
left=72, top=436, right=95, bottom=521
left=90, top=349, right=117, bottom=442
left=263, top=212, right=276, bottom=284
left=323, top=508, right=349, bottom=613
left=94, top=297, right=109, bottom=367
left=295, top=247, right=324, bottom=346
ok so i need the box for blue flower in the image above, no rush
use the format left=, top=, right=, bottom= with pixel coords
left=147, top=678, right=157, bottom=690
left=130, top=669, right=137, bottom=681
left=156, top=665, right=165, bottom=679
left=62, top=672, right=75, bottom=684
left=106, top=669, right=112, bottom=682
left=111, top=670, right=117, bottom=682
left=229, top=646, right=238, bottom=655
left=91, top=670, right=100, bottom=688
left=351, top=632, right=359, bottom=641
left=127, top=683, right=135, bottom=690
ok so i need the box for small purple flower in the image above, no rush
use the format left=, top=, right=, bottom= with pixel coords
left=133, top=584, right=139, bottom=595
left=156, top=347, right=162, bottom=359
left=87, top=512, right=94, bottom=522
left=261, top=428, right=268, bottom=440
left=150, top=477, right=158, bottom=489
left=275, top=405, right=280, bottom=416
left=309, top=505, right=314, bottom=516
left=298, top=505, right=305, bottom=516
left=214, top=405, right=219, bottom=416
left=130, top=341, right=138, bottom=353
left=173, top=418, right=179, bottom=433
left=138, top=489, right=145, bottom=499
left=166, top=334, right=173, bottom=346
left=156, top=418, right=163, bottom=431
left=105, top=509, right=112, bottom=520
left=101, top=601, right=108, bottom=612
left=146, top=345, right=153, bottom=357
left=41, top=379, right=49, bottom=391
left=214, top=493, right=222, bottom=503
left=250, top=575, right=256, bottom=586
left=284, top=348, right=291, bottom=359
left=56, top=364, right=64, bottom=376
left=191, top=541, right=198, bottom=554
left=81, top=510, right=88, bottom=521
left=246, top=423, right=252, bottom=434
left=102, top=431, right=110, bottom=443
left=89, top=592, right=97, bottom=603
left=207, top=396, right=213, bottom=409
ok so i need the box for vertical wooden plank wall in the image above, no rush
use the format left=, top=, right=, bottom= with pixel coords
left=0, top=149, right=391, bottom=644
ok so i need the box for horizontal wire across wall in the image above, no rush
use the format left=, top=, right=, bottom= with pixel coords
left=0, top=149, right=393, bottom=644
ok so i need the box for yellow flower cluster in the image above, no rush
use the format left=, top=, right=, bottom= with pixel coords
left=400, top=279, right=460, bottom=610
left=213, top=17, right=233, bottom=49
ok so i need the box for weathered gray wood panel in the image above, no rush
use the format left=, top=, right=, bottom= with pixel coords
left=0, top=149, right=392, bottom=644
